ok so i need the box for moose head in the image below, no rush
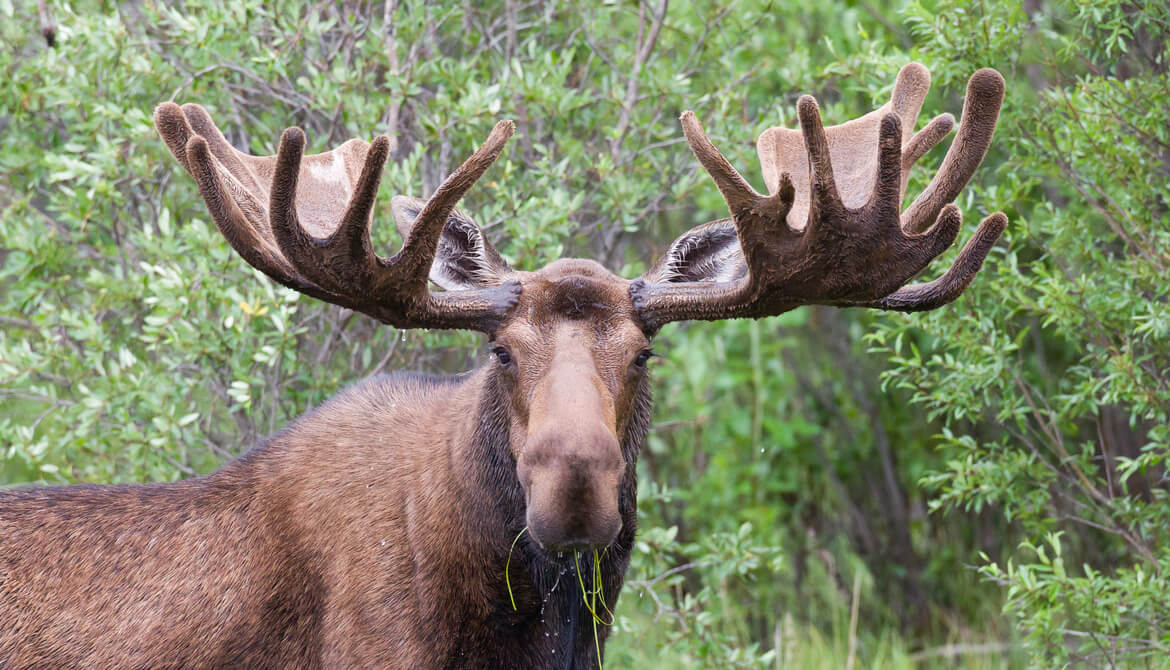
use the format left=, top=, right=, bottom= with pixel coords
left=153, top=62, right=1005, bottom=554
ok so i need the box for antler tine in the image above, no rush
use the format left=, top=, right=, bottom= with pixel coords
left=901, top=113, right=954, bottom=181
left=266, top=122, right=521, bottom=330
left=267, top=128, right=328, bottom=287
left=886, top=62, right=956, bottom=196
left=154, top=102, right=195, bottom=172
left=180, top=133, right=360, bottom=308
left=267, top=121, right=522, bottom=331
left=181, top=103, right=266, bottom=194
left=338, top=134, right=393, bottom=266
left=680, top=110, right=798, bottom=235
left=679, top=111, right=761, bottom=216
left=268, top=126, right=392, bottom=296
left=890, top=62, right=931, bottom=126
left=797, top=95, right=846, bottom=226
left=872, top=211, right=1006, bottom=311
left=389, top=121, right=516, bottom=290
left=868, top=113, right=904, bottom=221
left=901, top=69, right=1005, bottom=234
left=158, top=103, right=340, bottom=304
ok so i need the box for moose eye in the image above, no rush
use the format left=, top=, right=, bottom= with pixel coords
left=493, top=346, right=513, bottom=367
left=633, top=349, right=654, bottom=367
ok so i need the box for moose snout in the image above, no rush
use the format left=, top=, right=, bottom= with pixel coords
left=518, top=429, right=625, bottom=551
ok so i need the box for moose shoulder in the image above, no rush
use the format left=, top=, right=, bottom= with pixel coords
left=0, top=63, right=1006, bottom=669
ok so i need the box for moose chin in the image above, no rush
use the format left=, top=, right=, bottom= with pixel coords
left=0, top=62, right=1005, bottom=669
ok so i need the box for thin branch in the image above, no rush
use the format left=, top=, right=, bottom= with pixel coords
left=626, top=559, right=714, bottom=590
left=161, top=453, right=198, bottom=477
left=37, top=0, right=56, bottom=47
left=609, top=0, right=669, bottom=158
left=0, top=315, right=38, bottom=331
left=382, top=0, right=401, bottom=154
left=907, top=642, right=1014, bottom=661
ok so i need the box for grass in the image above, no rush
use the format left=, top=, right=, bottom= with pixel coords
left=606, top=612, right=1024, bottom=669
left=505, top=530, right=616, bottom=670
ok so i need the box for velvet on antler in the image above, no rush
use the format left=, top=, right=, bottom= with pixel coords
left=632, top=63, right=1008, bottom=331
left=154, top=103, right=519, bottom=332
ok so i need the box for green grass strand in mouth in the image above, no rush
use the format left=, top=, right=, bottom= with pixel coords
left=505, top=526, right=528, bottom=612
left=505, top=531, right=612, bottom=668
left=575, top=548, right=614, bottom=670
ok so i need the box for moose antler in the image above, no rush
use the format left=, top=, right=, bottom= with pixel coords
left=154, top=103, right=520, bottom=332
left=632, top=63, right=1007, bottom=331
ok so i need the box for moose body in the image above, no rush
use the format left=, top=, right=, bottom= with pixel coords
left=2, top=362, right=643, bottom=669
left=1, top=63, right=1006, bottom=668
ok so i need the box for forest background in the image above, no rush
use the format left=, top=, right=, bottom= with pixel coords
left=2, top=0, right=1169, bottom=667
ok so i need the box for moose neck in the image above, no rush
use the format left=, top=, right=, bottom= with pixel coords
left=441, top=363, right=651, bottom=665
left=264, top=364, right=651, bottom=666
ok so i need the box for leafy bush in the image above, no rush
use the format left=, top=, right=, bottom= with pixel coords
left=873, top=1, right=1170, bottom=666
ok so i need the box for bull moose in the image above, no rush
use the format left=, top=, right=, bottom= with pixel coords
left=0, top=63, right=1006, bottom=668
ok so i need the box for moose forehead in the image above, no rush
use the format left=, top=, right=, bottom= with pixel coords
left=499, top=258, right=646, bottom=396
left=494, top=258, right=650, bottom=368
left=509, top=258, right=636, bottom=327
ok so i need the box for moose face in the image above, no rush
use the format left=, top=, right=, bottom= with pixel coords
left=388, top=198, right=654, bottom=551
left=493, top=260, right=648, bottom=551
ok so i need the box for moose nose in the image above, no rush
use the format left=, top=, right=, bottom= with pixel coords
left=518, top=431, right=625, bottom=552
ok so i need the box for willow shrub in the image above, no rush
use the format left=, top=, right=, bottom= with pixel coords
left=869, top=1, right=1170, bottom=666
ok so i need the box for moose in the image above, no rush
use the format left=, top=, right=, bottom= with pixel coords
left=0, top=63, right=1005, bottom=668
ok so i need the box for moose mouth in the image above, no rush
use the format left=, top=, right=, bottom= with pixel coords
left=515, top=526, right=613, bottom=576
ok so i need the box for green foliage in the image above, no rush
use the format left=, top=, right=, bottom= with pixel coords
left=2, top=0, right=1168, bottom=667
left=873, top=1, right=1170, bottom=666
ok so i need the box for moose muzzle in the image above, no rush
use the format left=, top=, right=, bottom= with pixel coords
left=516, top=339, right=625, bottom=551
left=519, top=428, right=624, bottom=551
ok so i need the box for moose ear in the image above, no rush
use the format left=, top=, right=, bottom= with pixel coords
left=391, top=195, right=513, bottom=290
left=643, top=219, right=747, bottom=284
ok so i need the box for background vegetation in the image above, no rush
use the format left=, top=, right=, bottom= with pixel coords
left=2, top=0, right=1168, bottom=667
